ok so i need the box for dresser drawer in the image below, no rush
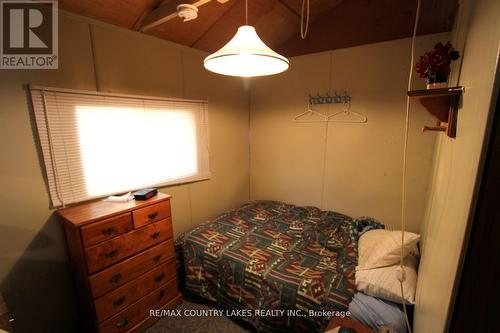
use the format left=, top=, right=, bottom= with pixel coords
left=94, top=260, right=176, bottom=322
left=85, top=218, right=173, bottom=274
left=132, top=200, right=171, bottom=229
left=126, top=294, right=181, bottom=333
left=89, top=240, right=174, bottom=299
left=81, top=213, right=133, bottom=248
left=98, top=278, right=178, bottom=333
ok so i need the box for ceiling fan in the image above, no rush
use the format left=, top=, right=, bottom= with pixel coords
left=140, top=0, right=232, bottom=32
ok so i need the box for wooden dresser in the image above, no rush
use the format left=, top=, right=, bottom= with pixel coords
left=57, top=193, right=181, bottom=333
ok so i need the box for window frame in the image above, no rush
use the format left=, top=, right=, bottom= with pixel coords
left=29, top=85, right=211, bottom=207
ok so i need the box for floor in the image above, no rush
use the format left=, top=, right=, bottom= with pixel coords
left=145, top=297, right=253, bottom=333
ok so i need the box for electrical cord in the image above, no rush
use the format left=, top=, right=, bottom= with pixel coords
left=245, top=0, right=248, bottom=25
left=399, top=0, right=422, bottom=332
left=301, top=0, right=310, bottom=39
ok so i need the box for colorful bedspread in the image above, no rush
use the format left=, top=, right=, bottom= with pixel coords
left=178, top=201, right=382, bottom=332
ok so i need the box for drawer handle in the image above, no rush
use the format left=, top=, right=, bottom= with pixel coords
left=109, top=273, right=122, bottom=284
left=113, top=296, right=126, bottom=306
left=153, top=254, right=162, bottom=263
left=115, top=318, right=128, bottom=329
left=104, top=249, right=118, bottom=258
left=101, top=227, right=115, bottom=236
left=155, top=273, right=165, bottom=283
left=150, top=232, right=160, bottom=239
left=157, top=290, right=165, bottom=301
left=148, top=212, right=158, bottom=220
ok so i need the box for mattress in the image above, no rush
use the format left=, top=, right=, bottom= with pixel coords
left=177, top=200, right=383, bottom=332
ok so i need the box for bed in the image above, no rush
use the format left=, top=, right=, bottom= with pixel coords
left=176, top=201, right=383, bottom=332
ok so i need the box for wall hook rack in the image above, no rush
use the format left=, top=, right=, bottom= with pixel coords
left=308, top=92, right=351, bottom=105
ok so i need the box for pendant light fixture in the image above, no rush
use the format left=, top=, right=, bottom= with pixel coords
left=204, top=0, right=289, bottom=77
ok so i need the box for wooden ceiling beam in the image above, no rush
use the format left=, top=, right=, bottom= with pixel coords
left=132, top=0, right=164, bottom=30
left=276, top=0, right=301, bottom=19
left=278, top=0, right=302, bottom=20
left=190, top=0, right=241, bottom=47
left=140, top=0, right=184, bottom=32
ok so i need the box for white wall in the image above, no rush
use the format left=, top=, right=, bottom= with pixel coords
left=414, top=0, right=500, bottom=331
left=250, top=33, right=450, bottom=232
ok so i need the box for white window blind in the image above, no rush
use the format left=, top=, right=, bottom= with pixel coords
left=30, top=86, right=210, bottom=207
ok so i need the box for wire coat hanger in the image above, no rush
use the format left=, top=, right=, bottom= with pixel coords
left=327, top=101, right=367, bottom=123
left=293, top=103, right=329, bottom=122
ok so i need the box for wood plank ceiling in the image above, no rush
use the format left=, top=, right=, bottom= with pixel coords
left=59, top=0, right=458, bottom=57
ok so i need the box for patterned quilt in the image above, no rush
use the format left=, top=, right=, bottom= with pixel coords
left=177, top=201, right=382, bottom=332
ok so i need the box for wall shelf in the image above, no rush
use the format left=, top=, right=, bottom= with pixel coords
left=408, top=86, right=464, bottom=138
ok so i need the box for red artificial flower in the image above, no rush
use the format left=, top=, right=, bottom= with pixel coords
left=415, top=41, right=460, bottom=81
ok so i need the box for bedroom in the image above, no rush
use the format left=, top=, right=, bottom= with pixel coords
left=0, top=0, right=498, bottom=332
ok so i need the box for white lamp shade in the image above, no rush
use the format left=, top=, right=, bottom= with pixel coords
left=204, top=25, right=289, bottom=77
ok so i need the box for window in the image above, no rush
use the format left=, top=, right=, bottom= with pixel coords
left=30, top=86, right=210, bottom=207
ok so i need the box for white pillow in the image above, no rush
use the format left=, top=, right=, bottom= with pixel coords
left=357, top=229, right=420, bottom=270
left=355, top=253, right=418, bottom=304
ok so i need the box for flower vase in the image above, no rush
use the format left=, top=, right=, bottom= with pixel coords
left=426, top=70, right=448, bottom=89
left=426, top=82, right=447, bottom=89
